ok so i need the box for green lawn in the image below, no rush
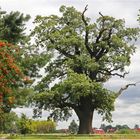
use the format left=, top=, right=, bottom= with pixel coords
left=2, top=134, right=140, bottom=140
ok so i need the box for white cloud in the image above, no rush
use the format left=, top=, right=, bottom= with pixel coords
left=12, top=107, right=33, bottom=118
left=111, top=99, right=140, bottom=127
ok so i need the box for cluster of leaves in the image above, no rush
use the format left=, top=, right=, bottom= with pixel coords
left=69, top=120, right=78, bottom=134
left=0, top=9, right=30, bottom=44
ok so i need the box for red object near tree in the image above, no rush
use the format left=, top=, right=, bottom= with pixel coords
left=135, top=128, right=140, bottom=133
left=92, top=128, right=105, bottom=134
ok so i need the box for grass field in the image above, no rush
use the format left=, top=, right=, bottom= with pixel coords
left=1, top=134, right=140, bottom=140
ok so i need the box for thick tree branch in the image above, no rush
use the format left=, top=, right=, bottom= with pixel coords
left=99, top=12, right=104, bottom=17
left=49, top=38, right=74, bottom=58
left=95, top=28, right=107, bottom=44
left=55, top=46, right=74, bottom=58
left=94, top=13, right=114, bottom=61
left=95, top=12, right=106, bottom=44
left=81, top=5, right=93, bottom=57
left=82, top=5, right=88, bottom=26
left=95, top=47, right=106, bottom=60
left=93, top=12, right=108, bottom=60
left=52, top=94, right=77, bottom=109
left=99, top=68, right=129, bottom=78
left=74, top=45, right=80, bottom=55
left=116, top=81, right=140, bottom=98
left=110, top=72, right=129, bottom=78
left=59, top=99, right=76, bottom=109
left=103, top=28, right=113, bottom=47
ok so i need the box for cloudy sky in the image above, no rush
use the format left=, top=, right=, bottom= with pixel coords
left=1, top=0, right=140, bottom=129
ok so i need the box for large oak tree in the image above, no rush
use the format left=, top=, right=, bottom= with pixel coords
left=31, top=6, right=139, bottom=134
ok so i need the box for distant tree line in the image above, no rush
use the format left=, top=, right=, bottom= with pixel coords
left=100, top=123, right=140, bottom=133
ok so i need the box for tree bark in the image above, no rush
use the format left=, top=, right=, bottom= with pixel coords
left=75, top=108, right=94, bottom=134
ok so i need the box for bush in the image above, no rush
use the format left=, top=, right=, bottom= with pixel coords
left=116, top=129, right=137, bottom=134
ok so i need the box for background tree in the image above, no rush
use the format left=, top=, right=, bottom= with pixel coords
left=115, top=125, right=122, bottom=131
left=0, top=8, right=31, bottom=113
left=0, top=8, right=30, bottom=44
left=100, top=124, right=106, bottom=131
left=30, top=5, right=139, bottom=134
left=134, top=124, right=139, bottom=129
left=69, top=120, right=78, bottom=134
left=0, top=9, right=33, bottom=136
left=0, top=111, right=18, bottom=133
left=100, top=124, right=130, bottom=133
left=17, top=113, right=31, bottom=134
left=0, top=41, right=23, bottom=113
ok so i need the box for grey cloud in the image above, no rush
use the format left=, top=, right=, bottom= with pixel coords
left=104, top=45, right=140, bottom=103
left=107, top=99, right=140, bottom=128
left=118, top=87, right=140, bottom=101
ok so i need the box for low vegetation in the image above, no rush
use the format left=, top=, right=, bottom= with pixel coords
left=5, top=134, right=140, bottom=140
left=0, top=113, right=56, bottom=134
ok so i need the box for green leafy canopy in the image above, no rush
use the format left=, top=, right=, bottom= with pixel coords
left=30, top=5, right=139, bottom=122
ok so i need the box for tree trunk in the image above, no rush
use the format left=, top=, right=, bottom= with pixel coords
left=75, top=109, right=94, bottom=134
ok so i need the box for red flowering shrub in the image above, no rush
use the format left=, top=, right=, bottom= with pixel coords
left=0, top=41, right=23, bottom=112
